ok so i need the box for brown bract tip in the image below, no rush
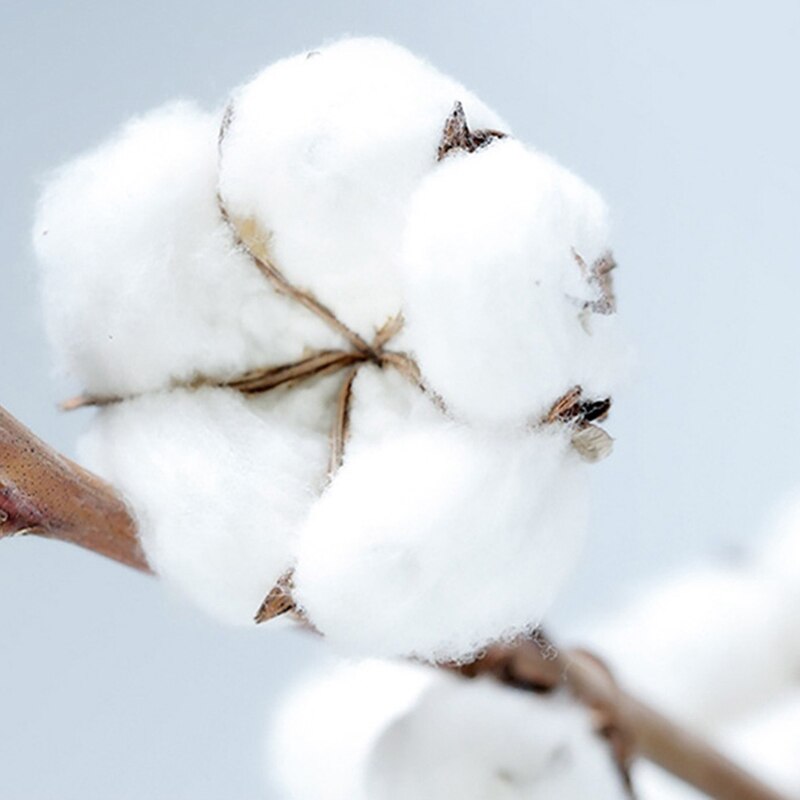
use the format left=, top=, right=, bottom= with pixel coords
left=437, top=100, right=508, bottom=161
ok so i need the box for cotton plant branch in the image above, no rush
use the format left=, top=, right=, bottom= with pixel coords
left=0, top=404, right=148, bottom=571
left=0, top=401, right=790, bottom=800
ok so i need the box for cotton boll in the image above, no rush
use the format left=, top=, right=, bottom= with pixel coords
left=79, top=387, right=328, bottom=624
left=401, top=138, right=626, bottom=426
left=34, top=102, right=339, bottom=397
left=268, top=660, right=433, bottom=800
left=585, top=566, right=794, bottom=730
left=218, top=37, right=507, bottom=338
left=292, top=425, right=587, bottom=661
left=367, top=676, right=628, bottom=800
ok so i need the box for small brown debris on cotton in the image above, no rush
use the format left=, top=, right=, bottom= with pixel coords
left=437, top=101, right=507, bottom=161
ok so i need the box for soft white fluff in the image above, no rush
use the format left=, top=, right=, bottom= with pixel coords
left=268, top=660, right=432, bottom=800
left=80, top=387, right=328, bottom=624
left=401, top=137, right=625, bottom=425
left=586, top=565, right=794, bottom=730
left=267, top=660, right=628, bottom=800
left=34, top=102, right=338, bottom=397
left=292, top=424, right=587, bottom=661
left=218, top=37, right=507, bottom=339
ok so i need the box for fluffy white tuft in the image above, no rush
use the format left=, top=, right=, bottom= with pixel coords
left=368, top=677, right=628, bottom=800
left=292, top=423, right=587, bottom=661
left=218, top=37, right=507, bottom=339
left=34, top=101, right=338, bottom=397
left=80, top=387, right=328, bottom=624
left=401, top=137, right=626, bottom=425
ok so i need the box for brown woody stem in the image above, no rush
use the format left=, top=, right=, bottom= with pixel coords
left=0, top=404, right=148, bottom=572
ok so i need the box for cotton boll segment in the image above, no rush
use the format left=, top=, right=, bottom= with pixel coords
left=218, top=37, right=507, bottom=338
left=367, top=676, right=629, bottom=800
left=34, top=102, right=339, bottom=398
left=79, top=387, right=328, bottom=624
left=401, top=138, right=625, bottom=426
left=268, top=660, right=433, bottom=800
left=292, top=425, right=588, bottom=661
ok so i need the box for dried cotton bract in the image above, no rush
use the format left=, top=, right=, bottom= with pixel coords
left=34, top=37, right=625, bottom=659
left=267, top=660, right=629, bottom=800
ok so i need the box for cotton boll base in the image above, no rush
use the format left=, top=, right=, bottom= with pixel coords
left=401, top=138, right=625, bottom=426
left=292, top=425, right=588, bottom=661
left=219, top=37, right=507, bottom=338
left=80, top=387, right=328, bottom=624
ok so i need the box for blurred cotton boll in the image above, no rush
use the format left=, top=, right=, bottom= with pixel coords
left=368, top=679, right=627, bottom=800
left=292, top=425, right=588, bottom=662
left=267, top=659, right=628, bottom=800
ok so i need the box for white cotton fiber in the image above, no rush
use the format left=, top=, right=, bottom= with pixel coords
left=79, top=387, right=328, bottom=624
left=585, top=565, right=794, bottom=730
left=267, top=660, right=627, bottom=800
left=218, top=37, right=507, bottom=338
left=268, top=660, right=433, bottom=800
left=34, top=102, right=339, bottom=398
left=401, top=138, right=625, bottom=425
left=367, top=675, right=628, bottom=800
left=292, top=424, right=588, bottom=661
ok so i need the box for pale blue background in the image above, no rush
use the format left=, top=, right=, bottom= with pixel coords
left=2, top=2, right=799, bottom=797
